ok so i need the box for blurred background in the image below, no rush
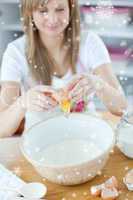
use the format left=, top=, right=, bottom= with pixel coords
left=0, top=0, right=133, bottom=110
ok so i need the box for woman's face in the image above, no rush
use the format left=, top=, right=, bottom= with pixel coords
left=32, top=0, right=70, bottom=37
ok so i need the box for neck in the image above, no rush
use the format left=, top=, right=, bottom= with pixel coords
left=39, top=32, right=65, bottom=54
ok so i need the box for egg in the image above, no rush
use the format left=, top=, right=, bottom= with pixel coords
left=90, top=184, right=104, bottom=197
left=123, top=169, right=133, bottom=191
left=104, top=176, right=119, bottom=189
left=90, top=176, right=119, bottom=200
left=60, top=99, right=71, bottom=113
left=101, top=187, right=119, bottom=200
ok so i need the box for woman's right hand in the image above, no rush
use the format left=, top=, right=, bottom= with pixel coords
left=19, top=85, right=58, bottom=112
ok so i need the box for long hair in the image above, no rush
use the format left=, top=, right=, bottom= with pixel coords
left=21, top=0, right=80, bottom=85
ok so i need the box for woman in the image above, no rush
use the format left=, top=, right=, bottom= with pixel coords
left=0, top=0, right=127, bottom=137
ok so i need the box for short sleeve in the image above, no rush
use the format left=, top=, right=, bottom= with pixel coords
left=82, top=31, right=111, bottom=70
left=0, top=44, right=23, bottom=83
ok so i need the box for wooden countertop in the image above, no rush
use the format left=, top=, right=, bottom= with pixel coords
left=0, top=112, right=133, bottom=200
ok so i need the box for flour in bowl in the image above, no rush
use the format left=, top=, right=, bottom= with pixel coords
left=38, top=139, right=102, bottom=166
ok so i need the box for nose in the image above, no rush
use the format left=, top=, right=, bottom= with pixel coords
left=46, top=12, right=58, bottom=26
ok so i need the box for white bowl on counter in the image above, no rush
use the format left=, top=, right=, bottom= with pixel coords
left=20, top=113, right=115, bottom=185
left=117, top=118, right=133, bottom=159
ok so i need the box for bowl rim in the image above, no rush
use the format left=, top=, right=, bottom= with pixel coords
left=20, top=113, right=115, bottom=168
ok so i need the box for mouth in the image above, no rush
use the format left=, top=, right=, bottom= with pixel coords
left=46, top=25, right=59, bottom=31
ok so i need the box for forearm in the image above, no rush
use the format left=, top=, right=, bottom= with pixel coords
left=94, top=79, right=127, bottom=116
left=0, top=97, right=26, bottom=138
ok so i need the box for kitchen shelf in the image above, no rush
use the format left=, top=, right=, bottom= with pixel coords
left=79, top=0, right=133, bottom=8
left=3, top=0, right=133, bottom=7
left=82, top=26, right=133, bottom=39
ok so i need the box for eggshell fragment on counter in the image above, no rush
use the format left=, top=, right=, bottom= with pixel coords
left=90, top=184, right=104, bottom=197
left=123, top=169, right=133, bottom=191
left=101, top=187, right=119, bottom=200
left=90, top=176, right=119, bottom=199
left=104, top=176, right=119, bottom=189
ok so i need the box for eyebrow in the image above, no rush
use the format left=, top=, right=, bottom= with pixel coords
left=56, top=3, right=66, bottom=7
left=38, top=3, right=66, bottom=9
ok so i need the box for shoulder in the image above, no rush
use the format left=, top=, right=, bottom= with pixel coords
left=78, top=31, right=111, bottom=70
left=8, top=34, right=26, bottom=49
left=5, top=34, right=26, bottom=57
left=83, top=31, right=104, bottom=49
left=86, top=30, right=100, bottom=40
left=1, top=35, right=28, bottom=82
left=80, top=30, right=109, bottom=55
left=79, top=31, right=100, bottom=61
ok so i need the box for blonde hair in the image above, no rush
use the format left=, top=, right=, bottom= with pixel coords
left=21, top=0, right=80, bottom=85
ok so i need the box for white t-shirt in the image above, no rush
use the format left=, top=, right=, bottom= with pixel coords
left=1, top=31, right=111, bottom=90
left=0, top=31, right=111, bottom=129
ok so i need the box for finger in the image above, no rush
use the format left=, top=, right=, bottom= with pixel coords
left=77, top=78, right=90, bottom=88
left=28, top=104, right=47, bottom=112
left=69, top=83, right=87, bottom=98
left=70, top=88, right=83, bottom=98
left=35, top=85, right=57, bottom=95
left=45, top=92, right=59, bottom=103
left=84, top=88, right=94, bottom=97
left=34, top=85, right=58, bottom=101
left=71, top=87, right=94, bottom=102
left=34, top=93, right=57, bottom=109
left=46, top=96, right=58, bottom=107
left=36, top=92, right=56, bottom=105
left=66, top=75, right=83, bottom=91
left=36, top=92, right=48, bottom=103
left=84, top=86, right=94, bottom=96
left=69, top=79, right=89, bottom=95
left=72, top=94, right=83, bottom=102
left=56, top=89, right=70, bottom=102
left=33, top=98, right=51, bottom=110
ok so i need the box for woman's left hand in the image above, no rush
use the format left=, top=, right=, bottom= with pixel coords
left=66, top=74, right=95, bottom=102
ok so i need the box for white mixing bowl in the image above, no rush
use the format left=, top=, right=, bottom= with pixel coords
left=20, top=113, right=115, bottom=185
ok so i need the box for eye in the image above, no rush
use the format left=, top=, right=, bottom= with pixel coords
left=40, top=10, right=47, bottom=13
left=39, top=9, right=48, bottom=14
left=56, top=8, right=65, bottom=12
